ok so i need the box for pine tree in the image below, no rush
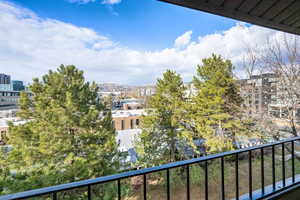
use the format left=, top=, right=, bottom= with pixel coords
left=187, top=54, right=248, bottom=153
left=136, top=70, right=195, bottom=167
left=1, top=65, right=118, bottom=197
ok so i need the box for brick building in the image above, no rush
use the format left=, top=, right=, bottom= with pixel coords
left=112, top=109, right=144, bottom=131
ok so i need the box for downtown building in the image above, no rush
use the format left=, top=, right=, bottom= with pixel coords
left=0, top=73, right=26, bottom=110
left=0, top=73, right=13, bottom=91
left=0, top=73, right=11, bottom=84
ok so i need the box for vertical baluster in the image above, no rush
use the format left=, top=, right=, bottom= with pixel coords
left=249, top=150, right=252, bottom=199
left=282, top=143, right=286, bottom=187
left=235, top=154, right=239, bottom=200
left=118, top=179, right=121, bottom=200
left=52, top=192, right=57, bottom=200
left=167, top=169, right=170, bottom=200
left=143, top=174, right=147, bottom=200
left=272, top=145, right=276, bottom=191
left=187, top=165, right=190, bottom=200
left=88, top=185, right=91, bottom=200
left=205, top=161, right=208, bottom=200
left=292, top=140, right=295, bottom=183
left=261, top=148, right=265, bottom=195
left=221, top=157, right=225, bottom=200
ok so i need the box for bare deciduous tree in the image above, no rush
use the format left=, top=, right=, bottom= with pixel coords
left=262, top=34, right=300, bottom=137
left=241, top=44, right=263, bottom=78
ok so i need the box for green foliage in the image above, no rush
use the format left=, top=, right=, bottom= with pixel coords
left=136, top=70, right=195, bottom=167
left=0, top=56, right=263, bottom=198
left=0, top=65, right=118, bottom=197
left=185, top=54, right=254, bottom=153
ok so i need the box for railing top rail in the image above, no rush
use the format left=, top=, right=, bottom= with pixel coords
left=2, top=136, right=300, bottom=200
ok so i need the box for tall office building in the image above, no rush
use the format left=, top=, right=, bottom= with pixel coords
left=0, top=74, right=11, bottom=84
left=0, top=73, right=12, bottom=91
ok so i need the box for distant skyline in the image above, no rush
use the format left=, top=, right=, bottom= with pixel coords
left=0, top=0, right=283, bottom=85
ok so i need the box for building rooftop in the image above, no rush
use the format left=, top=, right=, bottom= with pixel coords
left=112, top=109, right=145, bottom=118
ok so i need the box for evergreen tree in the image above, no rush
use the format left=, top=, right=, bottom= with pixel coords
left=1, top=65, right=118, bottom=197
left=186, top=54, right=248, bottom=153
left=136, top=70, right=195, bottom=167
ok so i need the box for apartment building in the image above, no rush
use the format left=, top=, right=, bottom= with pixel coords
left=268, top=80, right=300, bottom=120
left=238, top=73, right=278, bottom=117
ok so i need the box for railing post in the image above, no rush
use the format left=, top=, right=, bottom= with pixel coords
left=235, top=153, right=239, bottom=200
left=261, top=148, right=265, bottom=195
left=52, top=192, right=57, bottom=200
left=292, top=140, right=295, bottom=183
left=118, top=179, right=121, bottom=200
left=282, top=143, right=286, bottom=187
left=221, top=157, right=225, bottom=200
left=143, top=174, right=147, bottom=200
left=186, top=165, right=190, bottom=200
left=249, top=150, right=252, bottom=199
left=272, top=145, right=276, bottom=191
left=88, top=185, right=91, bottom=200
left=167, top=169, right=170, bottom=200
left=205, top=161, right=208, bottom=200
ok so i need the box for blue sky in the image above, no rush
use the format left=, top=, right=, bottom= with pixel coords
left=0, top=0, right=277, bottom=85
left=8, top=0, right=237, bottom=50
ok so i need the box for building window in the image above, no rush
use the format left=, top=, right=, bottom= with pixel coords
left=130, top=119, right=134, bottom=129
left=112, top=120, right=115, bottom=129
left=136, top=119, right=140, bottom=126
left=121, top=120, right=125, bottom=130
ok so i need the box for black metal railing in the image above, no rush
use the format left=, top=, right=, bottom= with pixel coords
left=1, top=136, right=300, bottom=200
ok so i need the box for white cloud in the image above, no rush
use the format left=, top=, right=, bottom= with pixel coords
left=175, top=31, right=192, bottom=48
left=0, top=1, right=284, bottom=85
left=66, top=0, right=122, bottom=5
left=67, top=0, right=96, bottom=4
left=102, top=0, right=121, bottom=5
